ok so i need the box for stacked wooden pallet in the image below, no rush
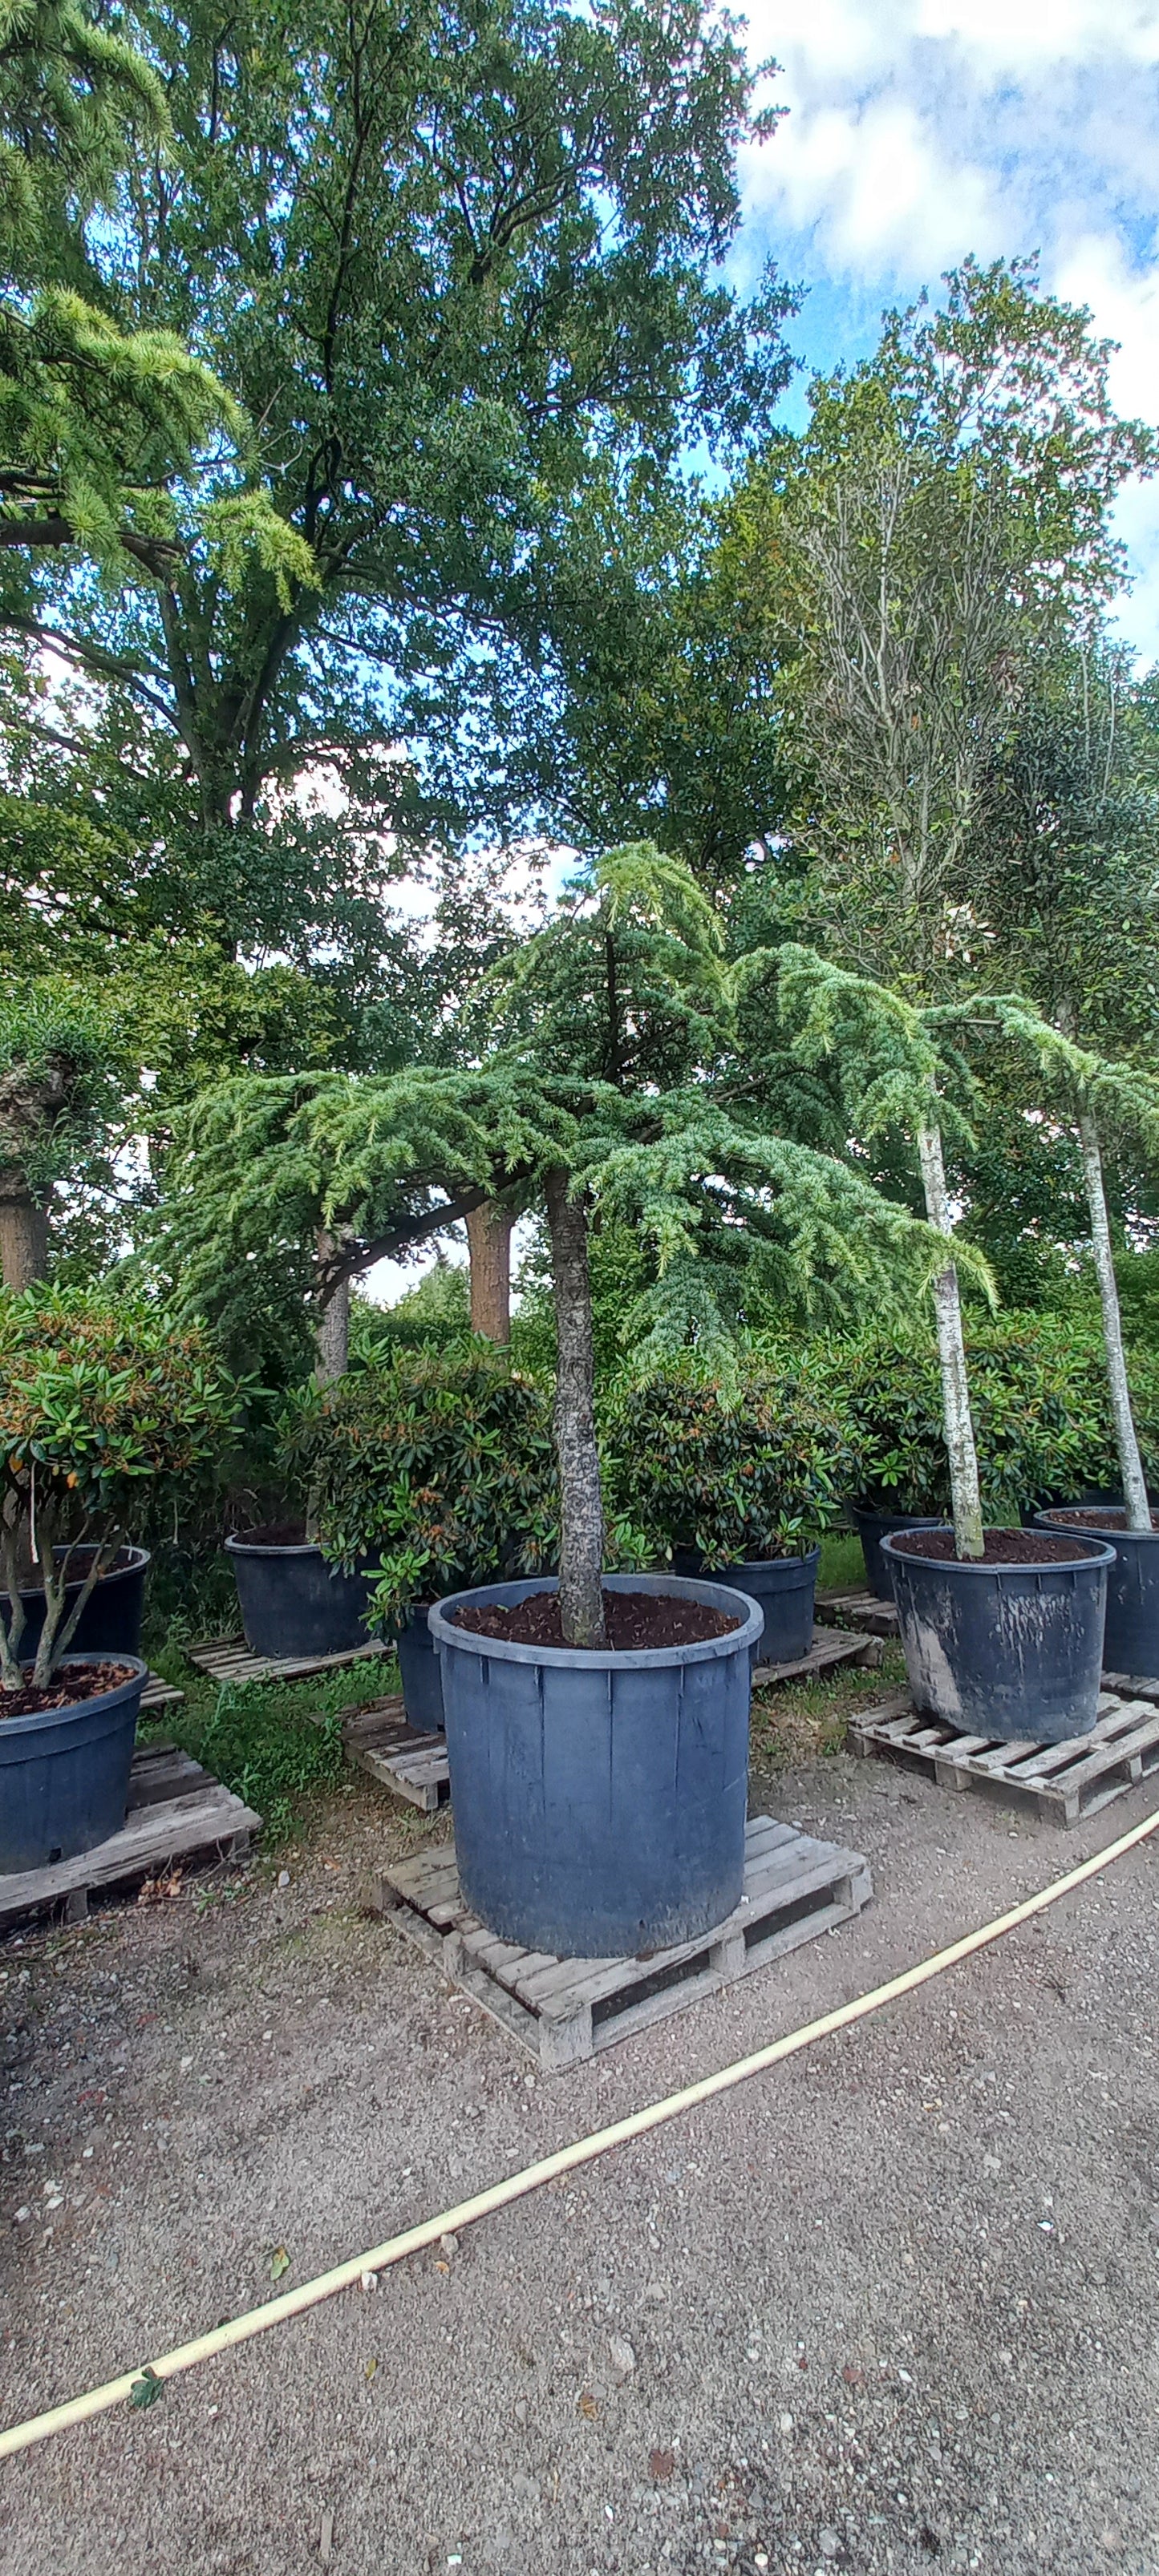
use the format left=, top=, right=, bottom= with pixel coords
left=849, top=1688, right=1159, bottom=1826
left=0, top=1743, right=261, bottom=1930
left=375, top=1814, right=873, bottom=2068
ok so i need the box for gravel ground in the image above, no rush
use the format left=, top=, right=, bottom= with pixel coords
left=0, top=1736, right=1157, bottom=2576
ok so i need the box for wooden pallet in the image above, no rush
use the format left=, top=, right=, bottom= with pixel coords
left=185, top=1632, right=388, bottom=1687
left=374, top=1816, right=873, bottom=2069
left=330, top=1693, right=450, bottom=1813
left=139, top=1668, right=185, bottom=1714
left=0, top=1743, right=261, bottom=1931
left=849, top=1688, right=1159, bottom=1826
left=816, top=1587, right=900, bottom=1640
left=753, top=1624, right=882, bottom=1689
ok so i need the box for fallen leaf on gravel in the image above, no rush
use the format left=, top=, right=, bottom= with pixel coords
left=269, top=2246, right=290, bottom=2281
left=649, top=2449, right=675, bottom=2481
left=841, top=2364, right=864, bottom=2387
left=364, top=2356, right=378, bottom=2381
left=577, top=2391, right=599, bottom=2420
left=128, top=2367, right=164, bottom=2411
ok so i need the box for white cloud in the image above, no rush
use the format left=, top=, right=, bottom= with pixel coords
left=739, top=0, right=1159, bottom=651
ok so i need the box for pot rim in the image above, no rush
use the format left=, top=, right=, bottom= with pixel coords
left=18, top=1543, right=150, bottom=1597
left=881, top=1524, right=1117, bottom=1575
left=225, top=1532, right=324, bottom=1561
left=697, top=1545, right=820, bottom=1577
left=429, top=1571, right=764, bottom=1670
left=1036, top=1505, right=1159, bottom=1546
left=0, top=1652, right=148, bottom=1741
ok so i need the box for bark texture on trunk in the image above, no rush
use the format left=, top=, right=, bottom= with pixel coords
left=1078, top=1110, right=1150, bottom=1530
left=917, top=1119, right=985, bottom=1560
left=314, top=1231, right=351, bottom=1385
left=465, top=1201, right=513, bottom=1343
left=545, top=1167, right=606, bottom=1648
left=0, top=1182, right=49, bottom=1291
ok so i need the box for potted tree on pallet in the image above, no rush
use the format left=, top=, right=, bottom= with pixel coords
left=156, top=851, right=942, bottom=1955
left=779, top=952, right=1116, bottom=1742
left=604, top=1369, right=852, bottom=1663
left=0, top=1288, right=243, bottom=1870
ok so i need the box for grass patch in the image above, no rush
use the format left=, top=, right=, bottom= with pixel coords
left=816, top=1529, right=866, bottom=1590
left=140, top=1647, right=402, bottom=1843
left=751, top=1640, right=906, bottom=1770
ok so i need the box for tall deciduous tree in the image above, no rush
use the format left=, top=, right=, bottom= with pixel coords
left=8, top=0, right=793, bottom=855
left=731, top=259, right=1154, bottom=1555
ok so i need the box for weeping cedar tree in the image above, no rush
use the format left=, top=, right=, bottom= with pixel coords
left=934, top=1001, right=1159, bottom=1535
left=776, top=948, right=1159, bottom=1547
left=965, top=649, right=1159, bottom=1534
left=154, top=847, right=952, bottom=1644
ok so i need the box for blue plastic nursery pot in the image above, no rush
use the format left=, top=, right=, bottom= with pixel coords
left=396, top=1603, right=444, bottom=1732
left=428, top=1572, right=763, bottom=1958
left=14, top=1546, right=149, bottom=1660
left=852, top=1508, right=943, bottom=1600
left=1035, top=1505, right=1159, bottom=1676
left=0, top=1655, right=148, bottom=1872
left=696, top=1548, right=819, bottom=1666
left=225, top=1533, right=383, bottom=1660
left=882, top=1527, right=1116, bottom=1745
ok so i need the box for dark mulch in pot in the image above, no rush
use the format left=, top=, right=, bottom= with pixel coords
left=0, top=1661, right=136, bottom=1720
left=891, top=1527, right=1104, bottom=1567
left=232, top=1522, right=310, bottom=1548
left=452, top=1590, right=742, bottom=1650
left=1044, top=1506, right=1159, bottom=1531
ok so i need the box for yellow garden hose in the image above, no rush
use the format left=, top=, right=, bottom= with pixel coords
left=2, top=1798, right=1157, bottom=2463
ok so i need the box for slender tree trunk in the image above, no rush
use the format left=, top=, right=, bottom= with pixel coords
left=545, top=1168, right=606, bottom=1648
left=0, top=1176, right=49, bottom=1289
left=314, top=1231, right=350, bottom=1385
left=1077, top=1110, right=1150, bottom=1530
left=917, top=1119, right=984, bottom=1559
left=465, top=1201, right=513, bottom=1343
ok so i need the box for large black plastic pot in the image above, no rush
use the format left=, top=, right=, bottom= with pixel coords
left=852, top=1507, right=943, bottom=1599
left=225, top=1533, right=383, bottom=1660
left=881, top=1527, right=1116, bottom=1745
left=0, top=1655, right=148, bottom=1871
left=429, top=1572, right=762, bottom=1957
left=696, top=1548, right=819, bottom=1665
left=396, top=1603, right=444, bottom=1732
left=14, top=1546, right=149, bottom=1660
left=1035, top=1505, right=1159, bottom=1676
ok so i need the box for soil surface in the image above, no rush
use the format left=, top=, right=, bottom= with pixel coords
left=452, top=1591, right=743, bottom=1649
left=231, top=1523, right=310, bottom=1550
left=1042, top=1507, right=1159, bottom=1533
left=0, top=1660, right=136, bottom=1721
left=890, top=1527, right=1104, bottom=1567
left=1, top=1739, right=1157, bottom=2576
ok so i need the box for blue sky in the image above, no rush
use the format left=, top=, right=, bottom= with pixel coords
left=731, top=0, right=1159, bottom=660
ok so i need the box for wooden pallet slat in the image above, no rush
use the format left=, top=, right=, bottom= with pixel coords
left=138, top=1669, right=186, bottom=1714
left=752, top=1624, right=883, bottom=1689
left=373, top=1813, right=872, bottom=2069
left=815, top=1587, right=900, bottom=1640
left=0, top=1744, right=261, bottom=1930
left=185, top=1633, right=388, bottom=1686
left=849, top=1687, right=1159, bottom=1826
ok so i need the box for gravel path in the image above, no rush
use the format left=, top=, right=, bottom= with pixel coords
left=1, top=1743, right=1157, bottom=2576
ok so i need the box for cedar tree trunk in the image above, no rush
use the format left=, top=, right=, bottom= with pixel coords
left=314, top=1231, right=351, bottom=1385
left=1077, top=1110, right=1150, bottom=1530
left=917, top=1118, right=984, bottom=1559
left=465, top=1201, right=513, bottom=1342
left=545, top=1167, right=606, bottom=1647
